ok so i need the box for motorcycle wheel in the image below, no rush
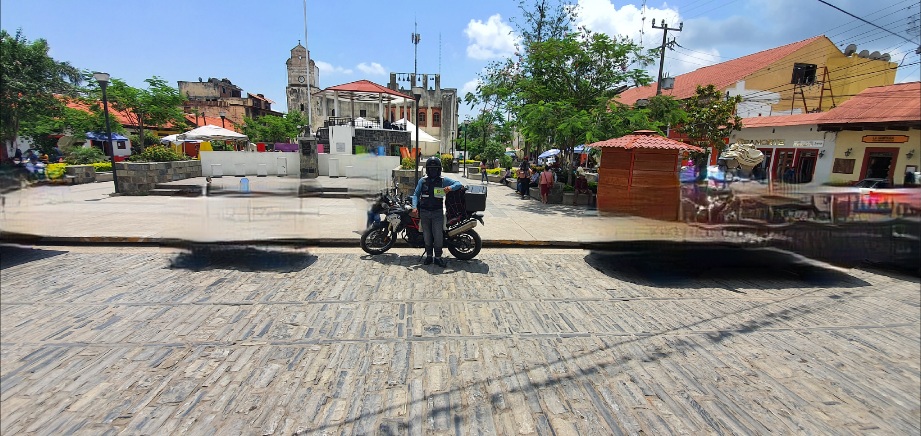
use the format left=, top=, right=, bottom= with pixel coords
left=447, top=229, right=482, bottom=260
left=360, top=225, right=395, bottom=255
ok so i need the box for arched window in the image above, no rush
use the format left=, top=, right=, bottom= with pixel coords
left=432, top=111, right=441, bottom=127
left=418, top=111, right=427, bottom=126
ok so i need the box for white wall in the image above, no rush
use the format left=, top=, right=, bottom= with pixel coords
left=731, top=124, right=836, bottom=185
left=329, top=125, right=354, bottom=154
left=200, top=151, right=300, bottom=176
left=318, top=153, right=400, bottom=180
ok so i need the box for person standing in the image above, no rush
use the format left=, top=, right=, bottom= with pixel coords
left=517, top=163, right=532, bottom=200
left=480, top=160, right=488, bottom=184
left=539, top=165, right=554, bottom=204
left=412, top=157, right=463, bottom=267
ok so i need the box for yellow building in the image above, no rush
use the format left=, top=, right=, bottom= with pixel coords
left=820, top=82, right=920, bottom=186
left=619, top=35, right=897, bottom=117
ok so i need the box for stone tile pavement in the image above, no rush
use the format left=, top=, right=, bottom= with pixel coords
left=1, top=245, right=918, bottom=434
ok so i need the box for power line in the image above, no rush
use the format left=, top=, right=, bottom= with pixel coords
left=817, top=0, right=921, bottom=45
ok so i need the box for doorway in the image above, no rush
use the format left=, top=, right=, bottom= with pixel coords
left=860, top=147, right=899, bottom=182
left=772, top=148, right=796, bottom=182
left=796, top=150, right=818, bottom=183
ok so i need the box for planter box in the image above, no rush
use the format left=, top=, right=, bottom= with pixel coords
left=114, top=160, right=202, bottom=195
left=392, top=168, right=419, bottom=197
left=64, top=165, right=96, bottom=184
left=562, top=191, right=594, bottom=206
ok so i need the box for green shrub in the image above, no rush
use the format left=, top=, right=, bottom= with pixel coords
left=65, top=146, right=108, bottom=165
left=588, top=181, right=598, bottom=193
left=401, top=157, right=416, bottom=170
left=499, top=154, right=513, bottom=169
left=440, top=154, right=454, bottom=172
left=46, top=163, right=67, bottom=180
left=563, top=184, right=574, bottom=192
left=486, top=168, right=502, bottom=175
left=131, top=145, right=187, bottom=162
left=91, top=162, right=112, bottom=172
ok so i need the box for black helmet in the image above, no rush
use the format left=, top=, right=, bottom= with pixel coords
left=425, top=156, right=442, bottom=178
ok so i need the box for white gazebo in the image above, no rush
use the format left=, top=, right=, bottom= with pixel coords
left=316, top=80, right=414, bottom=128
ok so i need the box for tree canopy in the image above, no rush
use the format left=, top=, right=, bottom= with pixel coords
left=242, top=111, right=306, bottom=144
left=465, top=0, right=658, bottom=176
left=1, top=29, right=81, bottom=147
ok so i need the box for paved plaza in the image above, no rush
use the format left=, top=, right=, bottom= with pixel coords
left=1, top=244, right=918, bottom=435
left=0, top=175, right=748, bottom=246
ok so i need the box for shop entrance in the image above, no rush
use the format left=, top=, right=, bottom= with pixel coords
left=796, top=150, right=818, bottom=183
left=860, top=147, right=899, bottom=182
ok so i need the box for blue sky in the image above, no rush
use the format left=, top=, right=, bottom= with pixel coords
left=3, top=0, right=919, bottom=120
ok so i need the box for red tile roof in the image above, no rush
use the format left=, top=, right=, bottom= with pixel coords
left=323, top=80, right=413, bottom=100
left=247, top=93, right=275, bottom=104
left=184, top=114, right=241, bottom=132
left=816, top=81, right=920, bottom=125
left=588, top=131, right=704, bottom=152
left=739, top=82, right=920, bottom=128
left=64, top=97, right=186, bottom=130
left=618, top=36, right=826, bottom=105
left=740, top=112, right=826, bottom=128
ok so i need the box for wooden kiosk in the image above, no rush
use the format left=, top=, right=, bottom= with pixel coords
left=589, top=130, right=704, bottom=221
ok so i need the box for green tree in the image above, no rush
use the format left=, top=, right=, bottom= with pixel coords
left=242, top=111, right=305, bottom=143
left=0, top=29, right=81, bottom=152
left=467, top=1, right=655, bottom=183
left=678, top=85, right=743, bottom=179
left=82, top=74, right=186, bottom=149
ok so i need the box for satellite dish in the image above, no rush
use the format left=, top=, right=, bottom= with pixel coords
left=857, top=50, right=870, bottom=58
left=844, top=44, right=857, bottom=56
left=881, top=53, right=891, bottom=62
left=870, top=51, right=881, bottom=60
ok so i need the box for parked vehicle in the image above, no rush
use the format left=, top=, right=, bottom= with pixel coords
left=361, top=186, right=486, bottom=260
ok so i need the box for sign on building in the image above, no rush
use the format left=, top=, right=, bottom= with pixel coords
left=862, top=135, right=910, bottom=143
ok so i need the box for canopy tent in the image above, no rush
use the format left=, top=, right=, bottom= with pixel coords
left=178, top=125, right=248, bottom=141
left=393, top=118, right=439, bottom=143
left=538, top=149, right=561, bottom=159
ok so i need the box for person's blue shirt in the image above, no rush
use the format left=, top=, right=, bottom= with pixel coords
left=412, top=176, right=463, bottom=209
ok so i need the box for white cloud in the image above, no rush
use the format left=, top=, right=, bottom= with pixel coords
left=464, top=14, right=519, bottom=60
left=315, top=61, right=353, bottom=75
left=357, top=62, right=387, bottom=76
left=460, top=79, right=480, bottom=97
left=576, top=0, right=681, bottom=49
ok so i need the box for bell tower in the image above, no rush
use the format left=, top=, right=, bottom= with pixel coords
left=286, top=42, right=319, bottom=122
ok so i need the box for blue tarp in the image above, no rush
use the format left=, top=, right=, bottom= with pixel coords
left=85, top=132, right=129, bottom=141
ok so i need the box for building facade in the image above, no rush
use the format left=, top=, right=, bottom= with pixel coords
left=387, top=73, right=458, bottom=155
left=179, top=77, right=281, bottom=126
left=732, top=82, right=921, bottom=186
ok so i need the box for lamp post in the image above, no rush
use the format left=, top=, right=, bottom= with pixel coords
left=219, top=111, right=227, bottom=128
left=93, top=72, right=118, bottom=193
left=412, top=86, right=423, bottom=185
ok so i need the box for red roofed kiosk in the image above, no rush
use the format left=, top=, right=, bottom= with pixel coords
left=588, top=130, right=704, bottom=221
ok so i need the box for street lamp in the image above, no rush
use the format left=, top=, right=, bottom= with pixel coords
left=93, top=72, right=118, bottom=193
left=219, top=110, right=227, bottom=128
left=412, top=86, right=423, bottom=185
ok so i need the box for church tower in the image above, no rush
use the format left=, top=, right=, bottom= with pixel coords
left=286, top=43, right=320, bottom=131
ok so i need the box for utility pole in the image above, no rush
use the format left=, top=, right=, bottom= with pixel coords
left=303, top=0, right=313, bottom=134
left=652, top=18, right=682, bottom=96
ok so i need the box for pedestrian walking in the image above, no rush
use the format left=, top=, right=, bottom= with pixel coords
left=539, top=166, right=554, bottom=204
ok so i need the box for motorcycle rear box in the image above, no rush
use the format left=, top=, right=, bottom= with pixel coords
left=465, top=185, right=487, bottom=211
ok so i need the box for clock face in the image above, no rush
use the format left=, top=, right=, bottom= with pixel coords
left=297, top=76, right=306, bottom=83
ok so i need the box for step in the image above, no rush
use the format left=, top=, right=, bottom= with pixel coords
left=149, top=188, right=183, bottom=196
left=319, top=192, right=350, bottom=199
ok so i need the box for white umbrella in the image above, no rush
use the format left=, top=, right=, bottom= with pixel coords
left=160, top=134, right=181, bottom=144
left=178, top=125, right=248, bottom=141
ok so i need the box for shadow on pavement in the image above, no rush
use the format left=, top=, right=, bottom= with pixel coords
left=169, top=245, right=317, bottom=272
left=0, top=244, right=68, bottom=269
left=584, top=244, right=870, bottom=289
left=360, top=252, right=490, bottom=274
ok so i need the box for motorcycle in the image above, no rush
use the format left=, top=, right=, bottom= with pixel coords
left=360, top=186, right=485, bottom=260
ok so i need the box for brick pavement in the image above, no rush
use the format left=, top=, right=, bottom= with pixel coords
left=1, top=245, right=918, bottom=435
